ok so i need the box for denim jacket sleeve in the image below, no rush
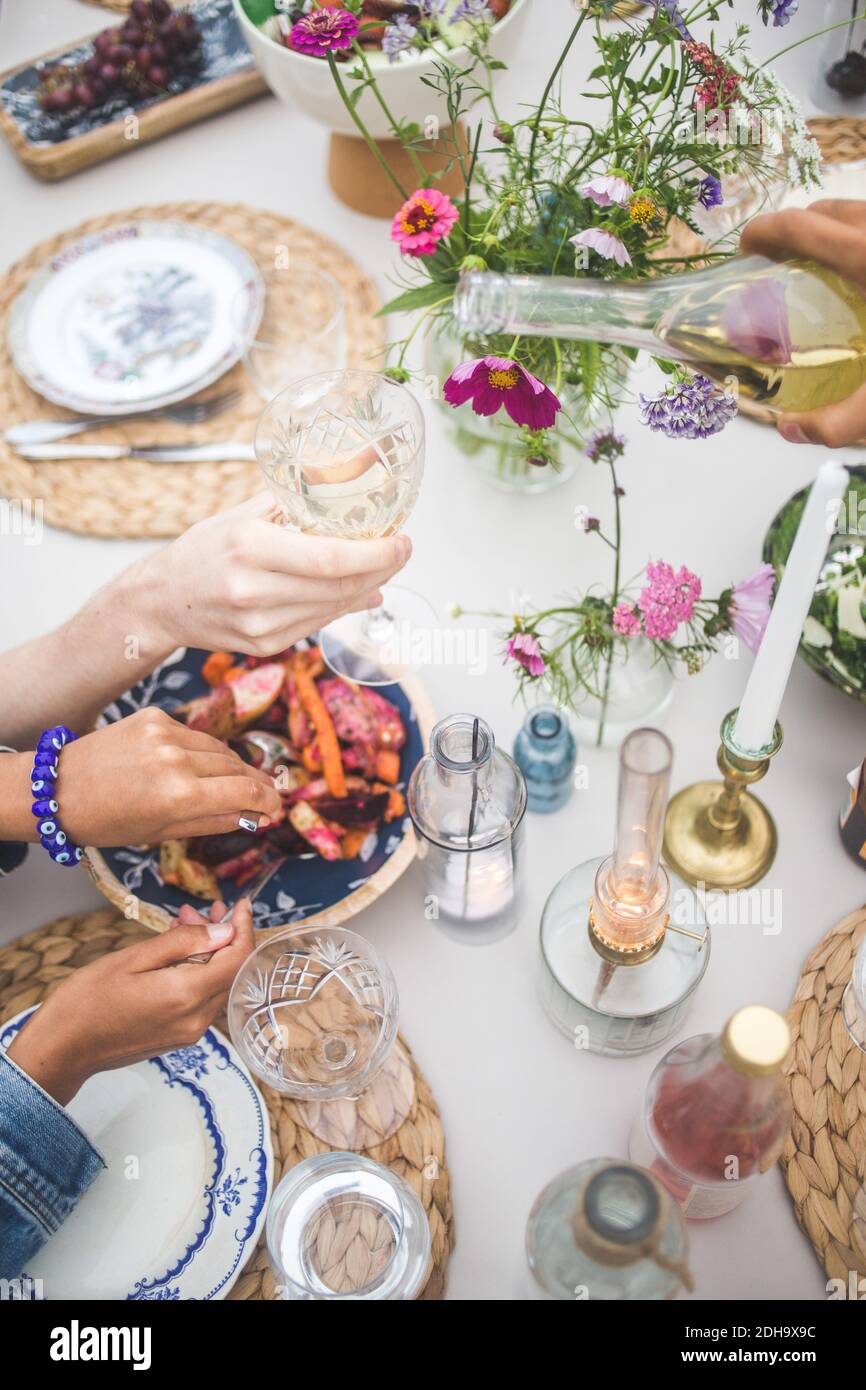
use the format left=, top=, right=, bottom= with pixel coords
left=0, top=1049, right=105, bottom=1279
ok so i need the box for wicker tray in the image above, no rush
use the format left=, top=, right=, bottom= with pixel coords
left=781, top=903, right=866, bottom=1289
left=0, top=909, right=455, bottom=1300
left=0, top=202, right=384, bottom=538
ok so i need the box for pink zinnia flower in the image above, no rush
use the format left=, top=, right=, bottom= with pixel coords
left=722, top=277, right=793, bottom=367
left=506, top=632, right=545, bottom=677
left=289, top=7, right=360, bottom=57
left=391, top=188, right=458, bottom=258
left=570, top=228, right=632, bottom=267
left=613, top=603, right=642, bottom=638
left=638, top=561, right=701, bottom=641
left=443, top=357, right=561, bottom=429
left=579, top=173, right=633, bottom=208
left=727, top=563, right=776, bottom=654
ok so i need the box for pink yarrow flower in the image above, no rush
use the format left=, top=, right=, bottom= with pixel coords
left=570, top=227, right=632, bottom=267
left=638, top=561, right=701, bottom=641
left=727, top=563, right=775, bottom=654
left=289, top=7, right=360, bottom=57
left=391, top=188, right=459, bottom=258
left=443, top=357, right=561, bottom=429
left=579, top=173, right=634, bottom=208
left=505, top=632, right=546, bottom=677
left=613, top=603, right=642, bottom=638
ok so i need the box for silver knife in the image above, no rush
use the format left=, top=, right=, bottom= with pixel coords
left=13, top=441, right=257, bottom=463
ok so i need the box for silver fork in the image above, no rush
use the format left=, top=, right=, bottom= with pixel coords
left=4, top=390, right=243, bottom=446
left=186, top=856, right=287, bottom=965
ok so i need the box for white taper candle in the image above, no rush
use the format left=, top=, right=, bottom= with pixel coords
left=732, top=460, right=849, bottom=754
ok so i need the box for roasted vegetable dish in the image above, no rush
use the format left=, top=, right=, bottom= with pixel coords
left=160, top=643, right=408, bottom=900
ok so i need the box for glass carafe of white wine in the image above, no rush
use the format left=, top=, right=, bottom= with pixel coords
left=453, top=257, right=866, bottom=415
left=255, top=369, right=432, bottom=686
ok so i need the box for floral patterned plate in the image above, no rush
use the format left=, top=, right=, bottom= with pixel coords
left=0, top=1011, right=271, bottom=1300
left=86, top=646, right=432, bottom=936
left=7, top=220, right=264, bottom=414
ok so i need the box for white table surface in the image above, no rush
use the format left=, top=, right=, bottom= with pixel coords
left=1, top=0, right=864, bottom=1302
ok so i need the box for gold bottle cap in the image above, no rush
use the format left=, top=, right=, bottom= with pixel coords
left=720, top=1005, right=790, bottom=1077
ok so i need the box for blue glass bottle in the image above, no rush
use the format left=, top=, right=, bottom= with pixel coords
left=513, top=706, right=577, bottom=813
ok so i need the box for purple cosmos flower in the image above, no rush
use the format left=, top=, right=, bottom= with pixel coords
left=722, top=277, right=793, bottom=366
left=383, top=14, right=417, bottom=61
left=760, top=0, right=799, bottom=27
left=727, top=564, right=776, bottom=654
left=585, top=429, right=626, bottom=462
left=697, top=173, right=724, bottom=210
left=289, top=7, right=360, bottom=57
left=639, top=375, right=738, bottom=440
left=505, top=632, right=545, bottom=677
left=570, top=227, right=632, bottom=268
left=578, top=172, right=634, bottom=209
left=644, top=1, right=692, bottom=41
left=443, top=357, right=561, bottom=429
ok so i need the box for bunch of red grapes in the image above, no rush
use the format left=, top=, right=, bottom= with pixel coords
left=39, top=0, right=202, bottom=114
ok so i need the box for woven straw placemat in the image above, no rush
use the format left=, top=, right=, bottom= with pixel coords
left=781, top=904, right=866, bottom=1288
left=0, top=202, right=383, bottom=539
left=0, top=909, right=454, bottom=1300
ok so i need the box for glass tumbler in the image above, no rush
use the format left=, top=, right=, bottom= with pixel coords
left=267, top=1152, right=431, bottom=1300
left=233, top=265, right=347, bottom=402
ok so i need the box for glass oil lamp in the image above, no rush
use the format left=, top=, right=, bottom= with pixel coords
left=525, top=1158, right=693, bottom=1301
left=539, top=728, right=709, bottom=1056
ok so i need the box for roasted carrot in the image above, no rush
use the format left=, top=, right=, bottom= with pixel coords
left=292, top=655, right=347, bottom=798
left=340, top=828, right=370, bottom=859
left=375, top=750, right=401, bottom=785
left=301, top=744, right=323, bottom=774
left=223, top=665, right=247, bottom=683
left=374, top=782, right=405, bottom=822
left=201, top=651, right=234, bottom=687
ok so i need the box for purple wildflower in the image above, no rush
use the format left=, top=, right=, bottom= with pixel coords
left=585, top=429, right=626, bottom=462
left=451, top=0, right=492, bottom=21
left=760, top=0, right=799, bottom=27
left=644, top=1, right=692, bottom=41
left=383, top=14, right=417, bottom=61
left=726, top=564, right=776, bottom=654
left=697, top=173, right=724, bottom=210
left=639, top=375, right=738, bottom=440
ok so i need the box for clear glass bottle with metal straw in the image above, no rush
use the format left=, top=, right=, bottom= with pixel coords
left=407, top=713, right=527, bottom=942
left=526, top=1158, right=693, bottom=1301
left=539, top=727, right=708, bottom=1055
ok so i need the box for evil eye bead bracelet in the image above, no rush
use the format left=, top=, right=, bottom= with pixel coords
left=31, top=725, right=83, bottom=866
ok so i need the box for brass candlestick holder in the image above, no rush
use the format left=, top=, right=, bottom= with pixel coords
left=662, top=710, right=783, bottom=892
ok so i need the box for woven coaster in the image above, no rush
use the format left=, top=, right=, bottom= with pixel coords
left=0, top=202, right=384, bottom=539
left=780, top=904, right=866, bottom=1288
left=0, top=910, right=455, bottom=1300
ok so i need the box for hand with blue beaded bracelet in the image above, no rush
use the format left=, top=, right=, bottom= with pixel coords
left=2, top=708, right=283, bottom=851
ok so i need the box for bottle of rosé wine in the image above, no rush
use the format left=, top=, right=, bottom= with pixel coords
left=629, top=1004, right=791, bottom=1219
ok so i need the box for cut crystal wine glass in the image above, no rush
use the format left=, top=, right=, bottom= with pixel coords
left=255, top=368, right=432, bottom=685
left=228, top=925, right=415, bottom=1150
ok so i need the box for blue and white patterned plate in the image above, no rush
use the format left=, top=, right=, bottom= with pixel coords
left=89, top=646, right=429, bottom=934
left=0, top=1010, right=272, bottom=1301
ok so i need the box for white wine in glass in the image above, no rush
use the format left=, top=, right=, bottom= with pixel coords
left=255, top=369, right=430, bottom=685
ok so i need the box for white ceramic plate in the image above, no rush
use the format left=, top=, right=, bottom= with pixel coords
left=7, top=221, right=264, bottom=415
left=0, top=1010, right=272, bottom=1300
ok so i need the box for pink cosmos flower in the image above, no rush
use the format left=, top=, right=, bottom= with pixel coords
left=505, top=632, right=546, bottom=677
left=391, top=188, right=459, bottom=258
left=289, top=7, right=360, bottom=57
left=579, top=173, right=634, bottom=208
left=570, top=227, right=632, bottom=267
left=722, top=277, right=793, bottom=366
left=613, top=603, right=643, bottom=638
left=443, top=357, right=561, bottom=429
left=638, top=561, right=701, bottom=642
left=727, top=563, right=776, bottom=653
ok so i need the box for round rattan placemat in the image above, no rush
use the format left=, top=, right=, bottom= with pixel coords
left=0, top=202, right=384, bottom=539
left=781, top=904, right=866, bottom=1289
left=0, top=909, right=454, bottom=1300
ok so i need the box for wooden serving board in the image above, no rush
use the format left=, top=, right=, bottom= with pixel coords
left=0, top=0, right=267, bottom=181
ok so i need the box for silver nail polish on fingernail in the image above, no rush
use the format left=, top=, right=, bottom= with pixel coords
left=238, top=815, right=258, bottom=833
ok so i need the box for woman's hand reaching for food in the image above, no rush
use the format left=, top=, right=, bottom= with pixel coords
left=133, top=491, right=412, bottom=660
left=741, top=199, right=866, bottom=448
left=0, top=707, right=283, bottom=848
left=5, top=899, right=255, bottom=1106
